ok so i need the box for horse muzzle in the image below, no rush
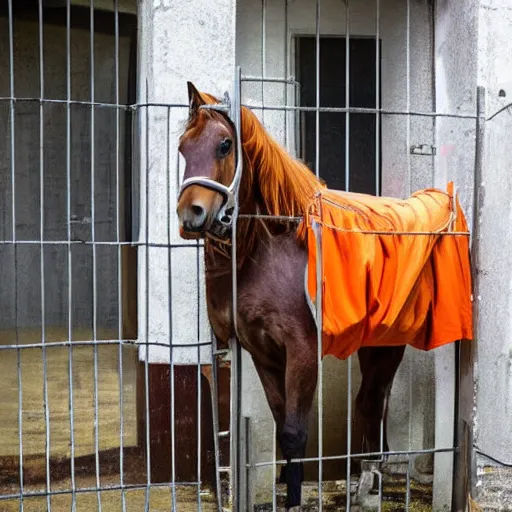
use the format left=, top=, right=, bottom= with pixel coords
left=177, top=177, right=236, bottom=240
left=179, top=201, right=208, bottom=234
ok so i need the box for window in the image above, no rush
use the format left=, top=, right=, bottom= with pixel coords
left=296, top=36, right=381, bottom=195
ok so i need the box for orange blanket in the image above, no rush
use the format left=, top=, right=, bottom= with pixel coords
left=301, top=182, right=473, bottom=360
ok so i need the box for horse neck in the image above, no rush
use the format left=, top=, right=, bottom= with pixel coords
left=205, top=111, right=319, bottom=274
left=204, top=183, right=261, bottom=277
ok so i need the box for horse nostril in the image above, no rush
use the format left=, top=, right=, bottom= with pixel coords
left=191, top=204, right=205, bottom=218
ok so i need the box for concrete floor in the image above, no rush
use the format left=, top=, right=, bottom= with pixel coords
left=0, top=328, right=138, bottom=459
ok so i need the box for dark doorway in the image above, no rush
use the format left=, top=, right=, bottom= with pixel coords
left=296, top=36, right=381, bottom=194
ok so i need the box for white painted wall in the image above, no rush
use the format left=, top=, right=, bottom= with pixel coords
left=434, top=1, right=512, bottom=506
left=473, top=0, right=512, bottom=468
left=236, top=0, right=439, bottom=504
left=137, top=0, right=236, bottom=364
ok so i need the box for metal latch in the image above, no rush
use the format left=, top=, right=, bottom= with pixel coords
left=410, top=144, right=436, bottom=156
left=70, top=215, right=92, bottom=225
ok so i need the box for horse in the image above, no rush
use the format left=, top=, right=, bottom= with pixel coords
left=176, top=82, right=407, bottom=510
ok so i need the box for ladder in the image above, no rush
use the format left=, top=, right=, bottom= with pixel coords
left=210, top=332, right=242, bottom=511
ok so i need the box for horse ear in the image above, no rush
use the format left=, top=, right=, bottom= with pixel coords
left=187, top=81, right=205, bottom=113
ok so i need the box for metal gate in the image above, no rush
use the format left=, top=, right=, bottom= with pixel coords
left=0, top=0, right=499, bottom=511
left=211, top=81, right=483, bottom=512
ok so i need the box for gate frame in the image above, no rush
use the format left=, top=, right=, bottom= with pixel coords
left=215, top=71, right=482, bottom=512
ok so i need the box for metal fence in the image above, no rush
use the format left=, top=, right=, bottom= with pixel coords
left=0, top=0, right=488, bottom=511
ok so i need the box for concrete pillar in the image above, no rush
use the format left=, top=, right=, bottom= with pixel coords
left=136, top=0, right=237, bottom=485
left=433, top=1, right=478, bottom=508
left=137, top=0, right=236, bottom=365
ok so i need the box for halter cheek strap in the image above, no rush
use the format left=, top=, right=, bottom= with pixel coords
left=177, top=91, right=243, bottom=236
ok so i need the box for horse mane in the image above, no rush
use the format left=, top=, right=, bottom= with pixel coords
left=184, top=89, right=325, bottom=270
left=238, top=105, right=325, bottom=220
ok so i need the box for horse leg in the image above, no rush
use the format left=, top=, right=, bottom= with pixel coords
left=251, top=356, right=289, bottom=484
left=352, top=346, right=406, bottom=468
left=280, top=343, right=317, bottom=509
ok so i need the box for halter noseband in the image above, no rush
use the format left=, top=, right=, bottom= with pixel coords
left=177, top=91, right=243, bottom=239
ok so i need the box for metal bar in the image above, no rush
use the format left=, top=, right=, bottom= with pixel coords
left=405, top=458, right=411, bottom=510
left=143, top=94, right=152, bottom=512
left=283, top=0, right=289, bottom=151
left=486, top=101, right=512, bottom=121
left=38, top=2, right=52, bottom=509
left=0, top=230, right=471, bottom=246
left=210, top=332, right=223, bottom=511
left=0, top=98, right=181, bottom=112
left=0, top=481, right=205, bottom=502
left=429, top=0, right=436, bottom=190
left=239, top=416, right=248, bottom=512
left=230, top=65, right=243, bottom=512
left=0, top=339, right=213, bottom=351
left=315, top=219, right=324, bottom=512
left=261, top=0, right=266, bottom=129
left=241, top=75, right=299, bottom=86
left=272, top=420, right=277, bottom=511
left=249, top=446, right=457, bottom=468
left=114, top=1, right=126, bottom=510
left=196, top=240, right=203, bottom=511
left=376, top=0, right=383, bottom=502
left=345, top=4, right=352, bottom=510
left=240, top=103, right=478, bottom=118
left=0, top=241, right=208, bottom=247
left=89, top=2, right=102, bottom=509
left=65, top=0, right=77, bottom=510
left=474, top=448, right=512, bottom=468
left=376, top=409, right=385, bottom=512
left=0, top=229, right=467, bottom=244
left=375, top=0, right=380, bottom=196
left=230, top=337, right=242, bottom=511
left=315, top=0, right=320, bottom=180
left=314, top=1, right=323, bottom=509
left=0, top=96, right=480, bottom=120
left=8, top=0, right=24, bottom=509
left=245, top=418, right=251, bottom=510
left=345, top=0, right=350, bottom=192
left=406, top=0, right=411, bottom=196
left=168, top=109, right=178, bottom=512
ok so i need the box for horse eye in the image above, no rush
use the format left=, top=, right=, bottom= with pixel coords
left=218, top=138, right=232, bottom=158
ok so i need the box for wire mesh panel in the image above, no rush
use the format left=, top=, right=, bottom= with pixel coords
left=231, top=0, right=479, bottom=511
left=0, top=1, right=219, bottom=510
left=0, top=0, right=484, bottom=511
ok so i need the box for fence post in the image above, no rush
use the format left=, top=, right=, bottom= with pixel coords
left=452, top=84, right=484, bottom=512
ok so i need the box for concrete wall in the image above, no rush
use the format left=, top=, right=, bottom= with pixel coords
left=0, top=15, right=131, bottom=335
left=474, top=0, right=512, bottom=469
left=236, top=0, right=439, bottom=503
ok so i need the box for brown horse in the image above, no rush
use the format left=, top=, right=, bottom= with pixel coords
left=176, top=83, right=406, bottom=509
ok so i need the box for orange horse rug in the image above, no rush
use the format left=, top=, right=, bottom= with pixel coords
left=299, top=182, right=473, bottom=360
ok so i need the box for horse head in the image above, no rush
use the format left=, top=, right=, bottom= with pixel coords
left=176, top=82, right=240, bottom=240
